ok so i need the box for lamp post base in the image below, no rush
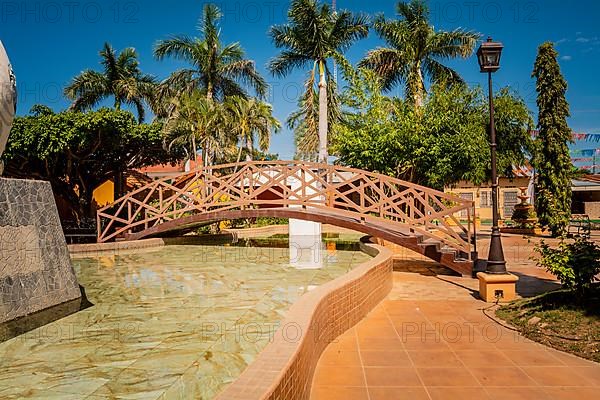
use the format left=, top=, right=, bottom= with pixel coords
left=477, top=272, right=518, bottom=303
left=486, top=228, right=507, bottom=274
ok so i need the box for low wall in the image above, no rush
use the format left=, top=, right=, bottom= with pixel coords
left=68, top=235, right=239, bottom=255
left=68, top=238, right=167, bottom=255
left=215, top=240, right=393, bottom=400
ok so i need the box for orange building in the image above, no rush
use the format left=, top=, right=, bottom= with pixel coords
left=92, top=156, right=203, bottom=208
left=138, top=156, right=203, bottom=181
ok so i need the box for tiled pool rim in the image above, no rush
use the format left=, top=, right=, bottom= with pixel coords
left=216, top=239, right=393, bottom=400
left=69, top=237, right=168, bottom=254
left=69, top=235, right=394, bottom=399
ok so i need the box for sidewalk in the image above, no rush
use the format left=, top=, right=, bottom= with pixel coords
left=310, top=232, right=600, bottom=400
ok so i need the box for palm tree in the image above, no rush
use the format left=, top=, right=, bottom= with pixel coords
left=225, top=97, right=281, bottom=162
left=163, top=90, right=231, bottom=167
left=154, top=3, right=267, bottom=109
left=64, top=42, right=156, bottom=122
left=287, top=77, right=341, bottom=160
left=360, top=0, right=480, bottom=107
left=269, top=0, right=368, bottom=163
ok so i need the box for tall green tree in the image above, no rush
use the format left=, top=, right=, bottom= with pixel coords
left=154, top=3, right=267, bottom=111
left=225, top=97, right=281, bottom=162
left=64, top=42, right=156, bottom=122
left=333, top=68, right=532, bottom=189
left=269, top=0, right=369, bottom=162
left=3, top=107, right=179, bottom=219
left=532, top=42, right=573, bottom=236
left=360, top=0, right=479, bottom=108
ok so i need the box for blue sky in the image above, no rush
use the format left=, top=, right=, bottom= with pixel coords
left=2, top=0, right=600, bottom=160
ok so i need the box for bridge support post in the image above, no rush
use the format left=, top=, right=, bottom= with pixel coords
left=288, top=168, right=323, bottom=269
left=289, top=219, right=323, bottom=269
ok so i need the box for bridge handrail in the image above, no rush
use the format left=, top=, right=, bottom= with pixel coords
left=98, top=161, right=472, bottom=212
left=97, top=161, right=476, bottom=258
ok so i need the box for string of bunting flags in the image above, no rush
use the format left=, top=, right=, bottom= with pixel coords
left=530, top=130, right=600, bottom=141
left=529, top=130, right=600, bottom=170
left=571, top=157, right=595, bottom=162
left=571, top=149, right=600, bottom=157
left=571, top=149, right=600, bottom=170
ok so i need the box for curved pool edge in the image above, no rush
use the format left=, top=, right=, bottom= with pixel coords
left=68, top=237, right=167, bottom=255
left=215, top=238, right=394, bottom=400
left=68, top=235, right=235, bottom=255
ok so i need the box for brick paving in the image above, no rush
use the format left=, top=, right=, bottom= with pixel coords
left=310, top=230, right=600, bottom=399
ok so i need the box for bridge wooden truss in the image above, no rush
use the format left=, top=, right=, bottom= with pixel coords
left=97, top=161, right=477, bottom=275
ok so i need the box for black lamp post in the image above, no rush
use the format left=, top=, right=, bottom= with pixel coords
left=477, top=37, right=507, bottom=274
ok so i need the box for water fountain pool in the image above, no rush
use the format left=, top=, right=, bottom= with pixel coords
left=0, top=244, right=370, bottom=399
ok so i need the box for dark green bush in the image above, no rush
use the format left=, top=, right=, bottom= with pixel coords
left=535, top=236, right=600, bottom=294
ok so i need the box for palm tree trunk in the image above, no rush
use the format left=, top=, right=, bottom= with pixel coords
left=318, top=60, right=328, bottom=164
left=201, top=141, right=208, bottom=199
left=206, top=142, right=212, bottom=166
left=192, top=134, right=198, bottom=164
left=414, top=64, right=425, bottom=108
left=206, top=82, right=213, bottom=101
left=233, top=145, right=243, bottom=173
left=245, top=133, right=253, bottom=161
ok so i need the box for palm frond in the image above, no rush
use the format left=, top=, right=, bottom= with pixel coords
left=396, top=0, right=429, bottom=23
left=218, top=77, right=247, bottom=99
left=360, top=47, right=408, bottom=92
left=155, top=4, right=268, bottom=103
left=372, top=16, right=412, bottom=51
left=268, top=51, right=312, bottom=77
left=428, top=29, right=480, bottom=59
left=329, top=10, right=370, bottom=52
left=199, top=3, right=222, bottom=46
left=423, top=59, right=464, bottom=87
left=363, top=0, right=481, bottom=104
left=154, top=36, right=199, bottom=62
left=99, top=42, right=118, bottom=79
left=64, top=70, right=108, bottom=99
left=269, top=24, right=304, bottom=52
left=221, top=59, right=267, bottom=98
left=117, top=47, right=140, bottom=72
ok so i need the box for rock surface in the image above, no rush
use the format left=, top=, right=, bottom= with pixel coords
left=0, top=40, right=17, bottom=175
left=0, top=177, right=80, bottom=323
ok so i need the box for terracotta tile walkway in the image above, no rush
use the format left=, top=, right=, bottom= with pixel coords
left=310, top=230, right=600, bottom=400
left=311, top=296, right=600, bottom=400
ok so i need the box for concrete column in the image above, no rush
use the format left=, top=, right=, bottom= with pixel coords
left=288, top=168, right=323, bottom=269
left=0, top=40, right=17, bottom=175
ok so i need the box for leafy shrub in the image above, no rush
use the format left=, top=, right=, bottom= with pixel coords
left=535, top=236, right=600, bottom=294
left=254, top=217, right=288, bottom=227
left=227, top=217, right=288, bottom=229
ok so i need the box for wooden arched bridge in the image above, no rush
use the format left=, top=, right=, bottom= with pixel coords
left=97, top=161, right=477, bottom=275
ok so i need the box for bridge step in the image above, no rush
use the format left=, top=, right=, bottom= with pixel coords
left=382, top=233, right=474, bottom=276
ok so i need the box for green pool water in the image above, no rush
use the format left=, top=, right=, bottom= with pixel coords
left=0, top=244, right=370, bottom=399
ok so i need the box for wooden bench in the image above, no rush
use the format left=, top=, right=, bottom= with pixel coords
left=568, top=214, right=591, bottom=237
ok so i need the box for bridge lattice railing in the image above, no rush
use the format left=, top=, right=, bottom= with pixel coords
left=97, top=161, right=476, bottom=258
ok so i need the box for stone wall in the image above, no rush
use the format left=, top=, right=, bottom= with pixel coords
left=0, top=177, right=80, bottom=323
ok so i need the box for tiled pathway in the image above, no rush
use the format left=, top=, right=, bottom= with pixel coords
left=310, top=271, right=600, bottom=400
